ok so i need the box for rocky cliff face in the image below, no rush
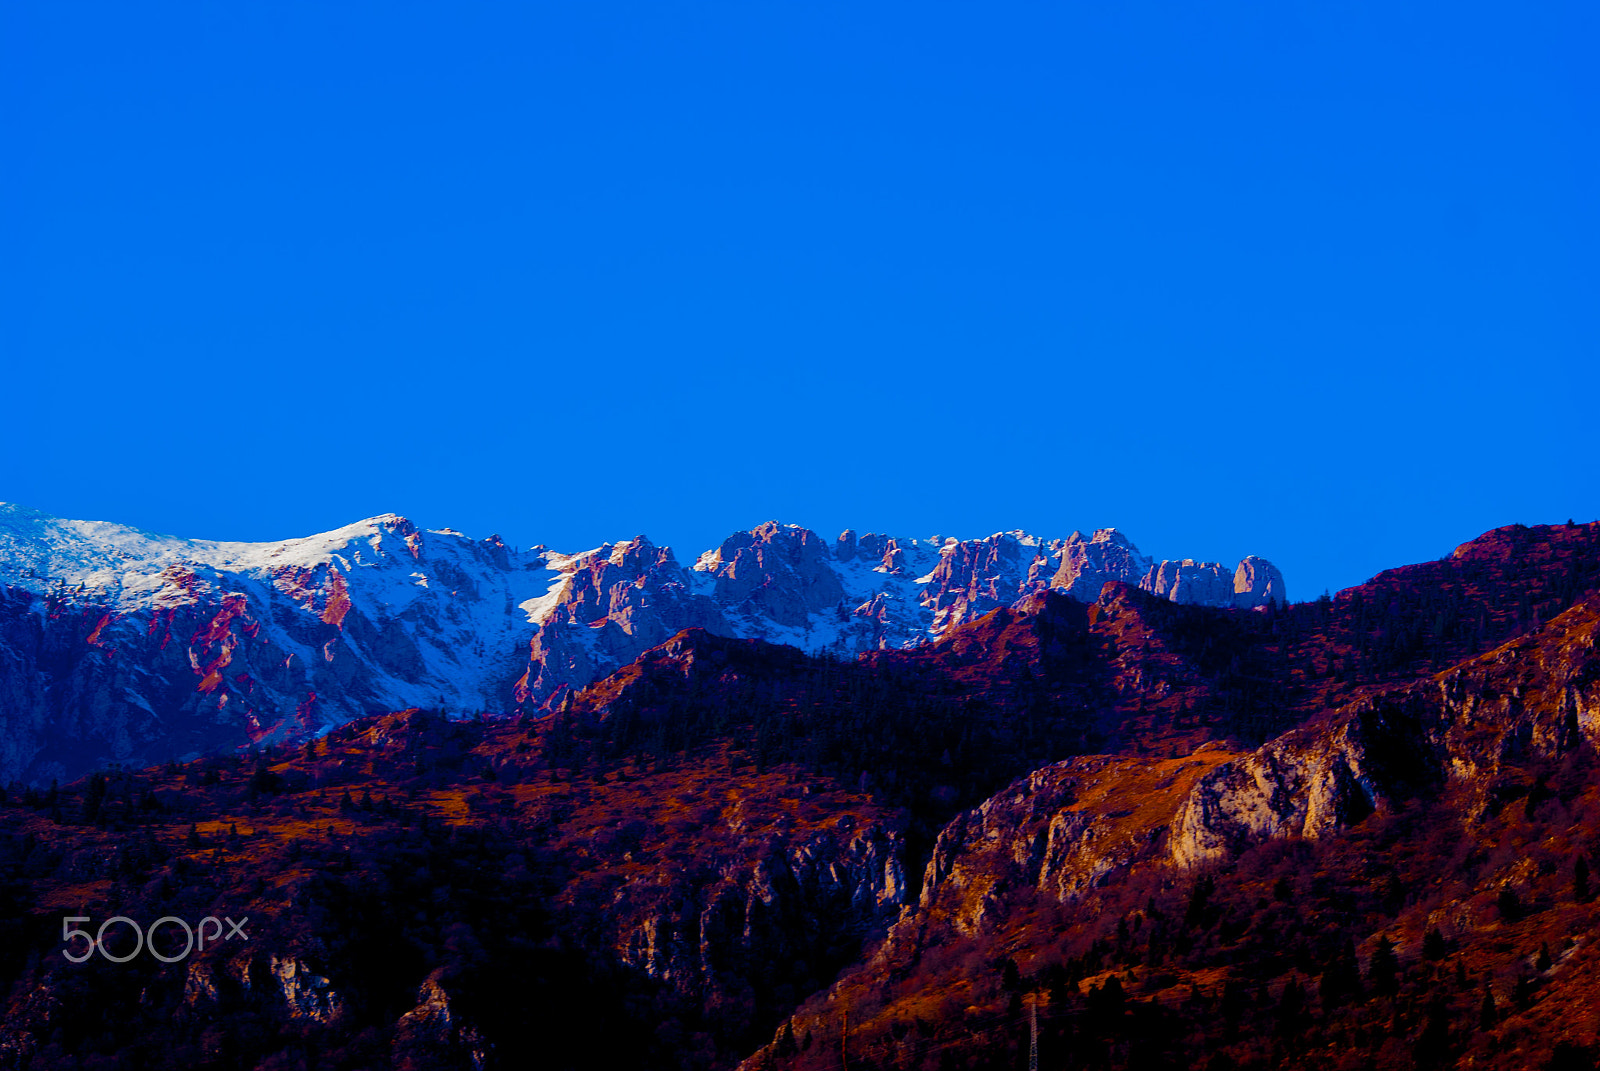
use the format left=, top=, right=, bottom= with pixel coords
left=1052, top=528, right=1153, bottom=600
left=888, top=749, right=1237, bottom=944
left=1169, top=592, right=1600, bottom=869
left=517, top=537, right=728, bottom=708
left=698, top=523, right=848, bottom=629
left=182, top=951, right=346, bottom=1026
left=1167, top=721, right=1383, bottom=868
left=1139, top=553, right=1290, bottom=609
left=1142, top=559, right=1236, bottom=607
left=922, top=532, right=1067, bottom=632
left=1232, top=554, right=1289, bottom=608
left=391, top=970, right=493, bottom=1071
left=611, top=819, right=907, bottom=1018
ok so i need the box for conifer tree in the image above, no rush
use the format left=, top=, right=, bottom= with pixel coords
left=1368, top=936, right=1400, bottom=996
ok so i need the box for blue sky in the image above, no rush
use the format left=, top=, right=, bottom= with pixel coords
left=3, top=1, right=1594, bottom=601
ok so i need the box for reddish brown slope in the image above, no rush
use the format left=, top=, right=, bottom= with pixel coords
left=745, top=592, right=1600, bottom=1071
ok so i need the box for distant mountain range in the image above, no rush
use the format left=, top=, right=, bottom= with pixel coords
left=1, top=517, right=1595, bottom=1071
left=0, top=503, right=1285, bottom=785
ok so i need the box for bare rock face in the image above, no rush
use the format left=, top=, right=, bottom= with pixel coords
left=174, top=950, right=347, bottom=1029
left=1431, top=597, right=1600, bottom=786
left=517, top=539, right=727, bottom=707
left=923, top=532, right=1063, bottom=632
left=1233, top=554, right=1289, bottom=608
left=541, top=537, right=682, bottom=627
left=612, top=819, right=907, bottom=1016
left=1038, top=527, right=1284, bottom=612
left=881, top=749, right=1237, bottom=956
left=267, top=954, right=345, bottom=1024
left=1170, top=594, right=1600, bottom=866
left=1051, top=529, right=1154, bottom=601
left=1167, top=725, right=1380, bottom=868
left=1138, top=554, right=1286, bottom=610
left=909, top=763, right=1100, bottom=938
left=853, top=533, right=911, bottom=575
left=697, top=522, right=847, bottom=628
left=392, top=970, right=492, bottom=1071
left=835, top=529, right=858, bottom=562
left=1141, top=559, right=1236, bottom=607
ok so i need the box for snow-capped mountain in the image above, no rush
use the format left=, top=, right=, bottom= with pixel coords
left=0, top=503, right=1285, bottom=783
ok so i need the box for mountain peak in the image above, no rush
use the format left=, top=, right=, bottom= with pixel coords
left=1088, top=527, right=1133, bottom=544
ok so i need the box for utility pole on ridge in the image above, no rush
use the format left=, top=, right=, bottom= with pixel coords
left=1028, top=994, right=1039, bottom=1071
